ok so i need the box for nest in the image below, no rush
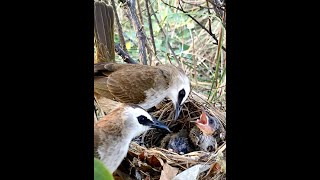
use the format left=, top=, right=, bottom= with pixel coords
left=112, top=91, right=226, bottom=180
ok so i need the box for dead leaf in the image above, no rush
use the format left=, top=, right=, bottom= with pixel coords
left=147, top=155, right=162, bottom=167
left=205, top=162, right=221, bottom=177
left=172, top=164, right=210, bottom=180
left=132, top=157, right=160, bottom=173
left=138, top=151, right=146, bottom=160
left=160, top=163, right=179, bottom=180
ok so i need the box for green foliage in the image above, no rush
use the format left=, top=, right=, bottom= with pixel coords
left=94, top=158, right=114, bottom=180
left=113, top=0, right=226, bottom=108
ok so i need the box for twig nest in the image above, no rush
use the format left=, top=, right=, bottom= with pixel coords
left=124, top=91, right=226, bottom=179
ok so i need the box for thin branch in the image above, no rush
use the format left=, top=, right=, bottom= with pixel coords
left=121, top=3, right=161, bottom=65
left=181, top=0, right=226, bottom=29
left=110, top=0, right=128, bottom=53
left=115, top=43, right=138, bottom=64
left=181, top=0, right=217, bottom=10
left=127, top=0, right=147, bottom=65
left=145, top=0, right=156, bottom=55
left=205, top=0, right=212, bottom=34
left=208, top=0, right=226, bottom=27
left=160, top=0, right=226, bottom=52
left=136, top=0, right=144, bottom=25
left=149, top=2, right=181, bottom=68
left=191, top=30, right=198, bottom=87
left=205, top=0, right=213, bottom=70
left=133, top=0, right=159, bottom=65
left=208, top=0, right=226, bottom=13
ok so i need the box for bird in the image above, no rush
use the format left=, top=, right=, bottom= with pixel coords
left=160, top=129, right=193, bottom=154
left=94, top=103, right=170, bottom=173
left=160, top=110, right=222, bottom=154
left=189, top=110, right=221, bottom=152
left=94, top=62, right=191, bottom=120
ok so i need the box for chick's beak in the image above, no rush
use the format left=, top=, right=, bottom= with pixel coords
left=151, top=118, right=171, bottom=133
left=174, top=102, right=182, bottom=121
left=195, top=110, right=214, bottom=135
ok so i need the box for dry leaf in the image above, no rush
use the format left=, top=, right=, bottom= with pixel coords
left=172, top=164, right=210, bottom=180
left=137, top=151, right=163, bottom=168
left=138, top=151, right=146, bottom=160
left=147, top=155, right=162, bottom=167
left=205, top=162, right=221, bottom=177
left=160, top=163, right=179, bottom=180
left=132, top=157, right=160, bottom=173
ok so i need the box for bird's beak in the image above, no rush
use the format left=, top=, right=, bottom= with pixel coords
left=174, top=102, right=182, bottom=121
left=151, top=118, right=171, bottom=133
left=195, top=110, right=214, bottom=135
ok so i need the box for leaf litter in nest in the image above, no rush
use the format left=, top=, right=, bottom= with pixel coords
left=159, top=163, right=179, bottom=180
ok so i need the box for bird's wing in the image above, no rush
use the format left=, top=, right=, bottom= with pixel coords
left=107, top=65, right=158, bottom=104
left=95, top=63, right=170, bottom=104
left=94, top=63, right=125, bottom=99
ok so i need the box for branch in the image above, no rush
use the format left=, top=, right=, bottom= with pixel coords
left=136, top=0, right=155, bottom=65
left=127, top=0, right=147, bottom=65
left=160, top=0, right=226, bottom=52
left=136, top=0, right=144, bottom=25
left=145, top=0, right=156, bottom=55
left=181, top=0, right=226, bottom=29
left=132, top=0, right=154, bottom=65
left=110, top=0, right=128, bottom=53
left=149, top=2, right=181, bottom=67
left=115, top=43, right=138, bottom=64
left=181, top=0, right=218, bottom=10
left=205, top=0, right=212, bottom=35
left=208, top=0, right=226, bottom=12
left=208, top=0, right=226, bottom=27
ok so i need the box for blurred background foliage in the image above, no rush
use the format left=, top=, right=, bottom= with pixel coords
left=97, top=0, right=226, bottom=110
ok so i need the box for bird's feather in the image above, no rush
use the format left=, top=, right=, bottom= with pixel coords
left=94, top=63, right=171, bottom=105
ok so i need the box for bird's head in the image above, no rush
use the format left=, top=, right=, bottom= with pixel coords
left=195, top=110, right=220, bottom=136
left=124, top=104, right=171, bottom=137
left=167, top=70, right=190, bottom=121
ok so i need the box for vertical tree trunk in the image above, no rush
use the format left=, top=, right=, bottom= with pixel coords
left=94, top=1, right=115, bottom=63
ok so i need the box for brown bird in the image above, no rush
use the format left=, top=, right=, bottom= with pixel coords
left=94, top=103, right=170, bottom=173
left=94, top=62, right=191, bottom=120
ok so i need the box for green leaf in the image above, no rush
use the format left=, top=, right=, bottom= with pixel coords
left=94, top=158, right=114, bottom=180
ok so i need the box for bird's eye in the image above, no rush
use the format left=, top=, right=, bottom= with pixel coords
left=137, top=115, right=153, bottom=126
left=179, top=89, right=186, bottom=97
left=209, top=118, right=214, bottom=124
left=178, top=89, right=186, bottom=105
left=207, top=145, right=214, bottom=152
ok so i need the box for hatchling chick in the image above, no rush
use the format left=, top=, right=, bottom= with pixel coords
left=160, top=129, right=194, bottom=155
left=189, top=110, right=221, bottom=152
left=189, top=126, right=217, bottom=152
left=160, top=110, right=222, bottom=154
